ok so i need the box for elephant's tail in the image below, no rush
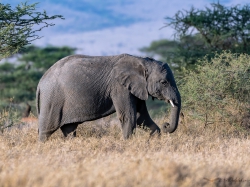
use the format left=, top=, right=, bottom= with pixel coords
left=36, top=87, right=40, bottom=116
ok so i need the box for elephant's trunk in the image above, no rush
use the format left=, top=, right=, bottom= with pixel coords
left=162, top=91, right=181, bottom=133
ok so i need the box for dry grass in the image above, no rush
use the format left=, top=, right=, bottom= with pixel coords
left=0, top=116, right=250, bottom=187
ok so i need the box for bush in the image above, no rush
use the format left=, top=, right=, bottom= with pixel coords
left=0, top=102, right=20, bottom=132
left=180, top=51, right=250, bottom=126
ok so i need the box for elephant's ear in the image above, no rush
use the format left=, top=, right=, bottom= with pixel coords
left=113, top=56, right=148, bottom=100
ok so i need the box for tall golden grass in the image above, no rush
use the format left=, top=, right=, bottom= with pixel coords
left=0, top=116, right=250, bottom=187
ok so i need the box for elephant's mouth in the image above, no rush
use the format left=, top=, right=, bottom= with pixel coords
left=150, top=94, right=163, bottom=101
left=151, top=96, right=175, bottom=108
left=150, top=93, right=176, bottom=108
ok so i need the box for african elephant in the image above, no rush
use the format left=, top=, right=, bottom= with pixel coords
left=36, top=54, right=181, bottom=141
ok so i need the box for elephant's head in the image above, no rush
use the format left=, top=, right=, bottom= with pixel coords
left=144, top=57, right=181, bottom=133
left=114, top=54, right=181, bottom=133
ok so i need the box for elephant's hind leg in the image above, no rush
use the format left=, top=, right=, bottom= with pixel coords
left=60, top=123, right=79, bottom=138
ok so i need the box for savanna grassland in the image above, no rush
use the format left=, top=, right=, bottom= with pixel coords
left=0, top=115, right=250, bottom=187
left=0, top=52, right=249, bottom=187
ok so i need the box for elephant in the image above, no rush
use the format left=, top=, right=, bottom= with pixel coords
left=36, top=54, right=181, bottom=141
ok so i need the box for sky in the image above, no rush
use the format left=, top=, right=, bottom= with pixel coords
left=1, top=0, right=249, bottom=56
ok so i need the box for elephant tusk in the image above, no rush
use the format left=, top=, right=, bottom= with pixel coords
left=170, top=100, right=175, bottom=107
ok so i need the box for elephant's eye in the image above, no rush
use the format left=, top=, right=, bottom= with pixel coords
left=160, top=80, right=168, bottom=85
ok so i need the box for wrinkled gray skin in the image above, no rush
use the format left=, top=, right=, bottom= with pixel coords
left=36, top=54, right=181, bottom=141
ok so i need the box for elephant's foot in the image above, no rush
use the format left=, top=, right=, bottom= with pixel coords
left=137, top=124, right=161, bottom=137
left=149, top=127, right=161, bottom=137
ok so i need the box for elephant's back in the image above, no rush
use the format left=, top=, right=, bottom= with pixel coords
left=53, top=54, right=124, bottom=68
left=39, top=54, right=124, bottom=81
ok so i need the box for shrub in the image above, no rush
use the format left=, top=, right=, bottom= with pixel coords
left=0, top=105, right=19, bottom=132
left=180, top=51, right=250, bottom=126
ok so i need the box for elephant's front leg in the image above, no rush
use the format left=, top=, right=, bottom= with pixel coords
left=136, top=100, right=161, bottom=136
left=113, top=92, right=137, bottom=139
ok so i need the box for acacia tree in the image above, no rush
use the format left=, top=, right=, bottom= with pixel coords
left=0, top=2, right=64, bottom=60
left=142, top=2, right=250, bottom=72
left=166, top=2, right=250, bottom=52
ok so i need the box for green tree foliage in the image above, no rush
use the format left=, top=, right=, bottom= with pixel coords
left=19, top=45, right=76, bottom=71
left=0, top=46, right=75, bottom=107
left=142, top=2, right=250, bottom=72
left=180, top=51, right=250, bottom=126
left=141, top=35, right=207, bottom=72
left=0, top=2, right=64, bottom=60
left=167, top=3, right=250, bottom=53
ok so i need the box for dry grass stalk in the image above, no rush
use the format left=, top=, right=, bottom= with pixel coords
left=0, top=116, right=250, bottom=187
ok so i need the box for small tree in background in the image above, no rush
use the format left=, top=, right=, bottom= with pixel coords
left=19, top=45, right=76, bottom=72
left=140, top=35, right=207, bottom=73
left=0, top=2, right=64, bottom=60
left=142, top=2, right=250, bottom=73
left=180, top=51, right=250, bottom=127
left=167, top=3, right=250, bottom=53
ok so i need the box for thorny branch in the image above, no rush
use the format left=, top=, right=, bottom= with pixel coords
left=0, top=2, right=64, bottom=59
